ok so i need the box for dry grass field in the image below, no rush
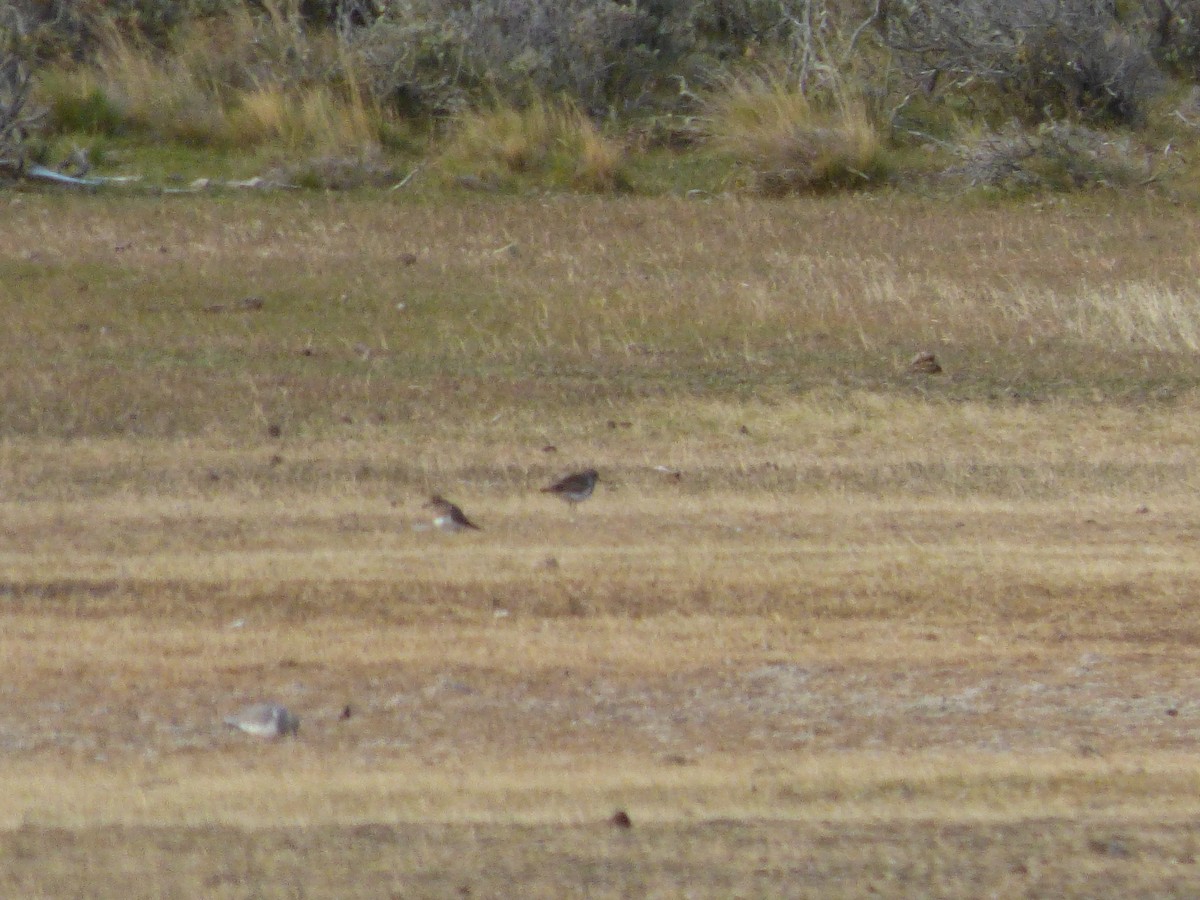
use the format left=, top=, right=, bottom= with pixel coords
left=3, top=188, right=1200, bottom=896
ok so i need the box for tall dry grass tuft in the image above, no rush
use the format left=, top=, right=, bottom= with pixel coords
left=438, top=99, right=630, bottom=192
left=39, top=9, right=387, bottom=152
left=83, top=22, right=224, bottom=144
left=706, top=68, right=889, bottom=194
left=228, top=82, right=381, bottom=152
left=1046, top=283, right=1200, bottom=352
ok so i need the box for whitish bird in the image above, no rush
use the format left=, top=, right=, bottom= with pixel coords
left=423, top=494, right=482, bottom=532
left=224, top=702, right=300, bottom=738
left=541, top=469, right=599, bottom=505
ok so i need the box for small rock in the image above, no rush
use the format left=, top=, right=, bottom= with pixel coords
left=224, top=702, right=300, bottom=738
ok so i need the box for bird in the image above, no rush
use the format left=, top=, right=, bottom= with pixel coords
left=908, top=350, right=943, bottom=375
left=541, top=469, right=599, bottom=505
left=223, top=702, right=300, bottom=738
left=423, top=494, right=482, bottom=532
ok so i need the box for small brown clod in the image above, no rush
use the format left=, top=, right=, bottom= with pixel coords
left=267, top=423, right=282, bottom=438
left=609, top=810, right=632, bottom=829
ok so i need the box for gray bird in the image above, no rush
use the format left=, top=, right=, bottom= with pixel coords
left=224, top=702, right=300, bottom=738
left=423, top=494, right=482, bottom=532
left=541, top=469, right=599, bottom=505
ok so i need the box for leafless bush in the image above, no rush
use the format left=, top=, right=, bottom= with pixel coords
left=0, top=61, right=43, bottom=175
left=347, top=17, right=469, bottom=117
left=352, top=0, right=685, bottom=116
left=0, top=0, right=203, bottom=59
left=0, top=6, right=46, bottom=175
left=1151, top=0, right=1200, bottom=78
left=284, top=0, right=385, bottom=29
left=946, top=120, right=1149, bottom=191
left=882, top=0, right=1163, bottom=125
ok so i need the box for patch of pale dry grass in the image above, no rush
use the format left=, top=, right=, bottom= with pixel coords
left=2, top=193, right=1200, bottom=894
left=41, top=13, right=386, bottom=152
left=228, top=83, right=382, bottom=152
left=705, top=68, right=888, bottom=194
left=437, top=99, right=630, bottom=192
left=4, top=752, right=1200, bottom=829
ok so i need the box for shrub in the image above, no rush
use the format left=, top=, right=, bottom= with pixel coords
left=945, top=119, right=1150, bottom=192
left=881, top=0, right=1163, bottom=126
left=1150, top=0, right=1200, bottom=79
left=41, top=78, right=123, bottom=134
left=345, top=16, right=471, bottom=118
left=0, top=0, right=227, bottom=60
left=353, top=0, right=700, bottom=117
left=0, top=54, right=42, bottom=173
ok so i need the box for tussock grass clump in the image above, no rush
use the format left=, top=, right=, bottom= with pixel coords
left=48, top=29, right=224, bottom=144
left=706, top=70, right=890, bottom=195
left=437, top=99, right=630, bottom=192
left=228, top=82, right=382, bottom=152
left=38, top=14, right=389, bottom=153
